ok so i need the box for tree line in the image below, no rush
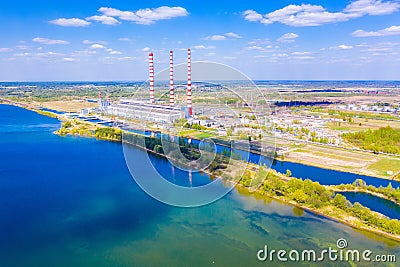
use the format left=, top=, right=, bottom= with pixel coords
left=342, top=126, right=400, bottom=154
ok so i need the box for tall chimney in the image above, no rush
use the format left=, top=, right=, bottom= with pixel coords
left=187, top=48, right=193, bottom=116
left=149, top=52, right=155, bottom=104
left=169, top=50, right=174, bottom=106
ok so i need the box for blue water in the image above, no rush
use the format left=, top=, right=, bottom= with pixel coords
left=39, top=107, right=64, bottom=115
left=183, top=137, right=399, bottom=188
left=270, top=159, right=399, bottom=188
left=0, top=104, right=399, bottom=267
left=341, top=192, right=400, bottom=220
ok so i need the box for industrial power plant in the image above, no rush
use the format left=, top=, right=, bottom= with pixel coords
left=98, top=48, right=193, bottom=123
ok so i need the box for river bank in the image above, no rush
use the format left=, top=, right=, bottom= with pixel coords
left=240, top=182, right=400, bottom=242
left=3, top=98, right=399, bottom=181
left=330, top=187, right=400, bottom=206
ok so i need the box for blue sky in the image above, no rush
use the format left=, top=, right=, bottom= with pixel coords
left=0, top=0, right=400, bottom=81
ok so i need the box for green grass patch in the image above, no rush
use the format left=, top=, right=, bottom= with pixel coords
left=367, top=158, right=400, bottom=177
left=195, top=132, right=213, bottom=139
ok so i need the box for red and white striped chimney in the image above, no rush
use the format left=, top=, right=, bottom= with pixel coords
left=149, top=52, right=155, bottom=104
left=187, top=48, right=193, bottom=116
left=107, top=94, right=111, bottom=105
left=169, top=50, right=174, bottom=106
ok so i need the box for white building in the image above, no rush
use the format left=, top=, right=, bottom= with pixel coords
left=107, top=99, right=183, bottom=123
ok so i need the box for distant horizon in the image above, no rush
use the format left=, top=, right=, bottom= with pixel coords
left=1, top=79, right=400, bottom=83
left=1, top=0, right=400, bottom=80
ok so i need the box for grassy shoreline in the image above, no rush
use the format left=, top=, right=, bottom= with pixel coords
left=238, top=182, right=400, bottom=242
left=281, top=154, right=399, bottom=181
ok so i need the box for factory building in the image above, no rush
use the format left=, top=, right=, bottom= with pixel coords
left=107, top=99, right=183, bottom=123
left=98, top=92, right=111, bottom=112
left=99, top=48, right=193, bottom=123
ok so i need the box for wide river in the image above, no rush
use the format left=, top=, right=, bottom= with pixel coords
left=0, top=104, right=399, bottom=267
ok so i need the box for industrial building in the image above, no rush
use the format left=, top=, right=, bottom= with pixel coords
left=98, top=48, right=193, bottom=123
left=107, top=99, right=183, bottom=123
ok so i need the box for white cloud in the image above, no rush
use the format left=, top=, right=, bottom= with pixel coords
left=35, top=52, right=65, bottom=58
left=193, top=45, right=216, bottom=50
left=0, top=48, right=12, bottom=52
left=49, top=18, right=91, bottom=27
left=119, top=56, right=136, bottom=61
left=338, top=44, right=354, bottom=50
left=32, top=37, right=69, bottom=45
left=330, top=44, right=354, bottom=50
left=16, top=45, right=31, bottom=50
left=243, top=0, right=400, bottom=27
left=204, top=35, right=227, bottom=41
left=344, top=0, right=400, bottom=15
left=245, top=45, right=264, bottom=51
left=248, top=39, right=270, bottom=45
left=277, top=33, right=299, bottom=43
left=142, top=47, right=151, bottom=52
left=358, top=42, right=399, bottom=54
left=243, top=10, right=264, bottom=22
left=12, top=51, right=65, bottom=60
left=204, top=32, right=242, bottom=41
left=352, top=25, right=400, bottom=37
left=118, top=37, right=131, bottom=41
left=83, top=40, right=107, bottom=45
left=14, top=52, right=32, bottom=57
left=225, top=32, right=242, bottom=39
left=90, top=44, right=106, bottom=49
left=71, top=49, right=97, bottom=57
left=272, top=53, right=288, bottom=57
left=109, top=50, right=122, bottom=55
left=63, top=57, right=76, bottom=62
left=86, top=15, right=120, bottom=25
left=292, top=51, right=312, bottom=55
left=98, top=6, right=188, bottom=25
left=291, top=56, right=315, bottom=60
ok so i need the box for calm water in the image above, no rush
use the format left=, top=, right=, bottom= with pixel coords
left=341, top=192, right=400, bottom=220
left=188, top=137, right=400, bottom=188
left=0, top=104, right=399, bottom=267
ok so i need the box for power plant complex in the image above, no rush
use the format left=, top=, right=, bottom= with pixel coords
left=98, top=48, right=193, bottom=123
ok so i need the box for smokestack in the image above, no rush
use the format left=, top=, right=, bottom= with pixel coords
left=107, top=94, right=111, bottom=106
left=187, top=48, right=193, bottom=116
left=169, top=50, right=174, bottom=106
left=149, top=52, right=155, bottom=104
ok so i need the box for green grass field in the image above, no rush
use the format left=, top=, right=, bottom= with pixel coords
left=367, top=158, right=400, bottom=177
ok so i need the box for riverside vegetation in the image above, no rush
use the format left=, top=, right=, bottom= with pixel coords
left=239, top=167, right=400, bottom=237
left=333, top=179, right=400, bottom=205
left=57, top=120, right=122, bottom=141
